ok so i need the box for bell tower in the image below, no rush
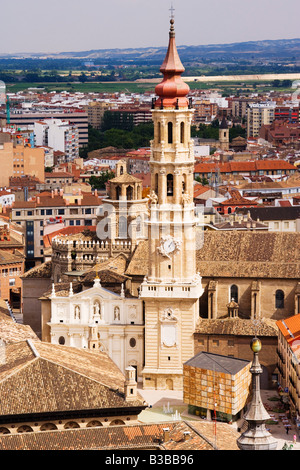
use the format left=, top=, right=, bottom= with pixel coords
left=140, top=16, right=203, bottom=391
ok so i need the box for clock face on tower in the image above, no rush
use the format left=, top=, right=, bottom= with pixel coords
left=157, top=236, right=181, bottom=259
left=164, top=239, right=176, bottom=254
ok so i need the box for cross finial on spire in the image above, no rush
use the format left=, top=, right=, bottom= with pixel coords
left=169, top=3, right=175, bottom=20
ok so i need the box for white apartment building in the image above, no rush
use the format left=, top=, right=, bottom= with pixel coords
left=34, top=119, right=79, bottom=162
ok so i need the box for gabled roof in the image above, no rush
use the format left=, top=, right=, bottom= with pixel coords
left=0, top=340, right=145, bottom=417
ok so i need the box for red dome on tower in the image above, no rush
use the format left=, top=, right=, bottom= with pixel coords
left=154, top=18, right=190, bottom=109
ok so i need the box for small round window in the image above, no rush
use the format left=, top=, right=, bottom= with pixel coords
left=129, top=338, right=136, bottom=348
left=59, top=336, right=65, bottom=345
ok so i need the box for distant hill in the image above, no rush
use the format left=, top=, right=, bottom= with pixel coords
left=2, top=38, right=300, bottom=62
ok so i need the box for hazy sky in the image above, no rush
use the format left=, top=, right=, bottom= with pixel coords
left=1, top=0, right=300, bottom=54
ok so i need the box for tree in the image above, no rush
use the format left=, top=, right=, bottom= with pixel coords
left=89, top=171, right=115, bottom=190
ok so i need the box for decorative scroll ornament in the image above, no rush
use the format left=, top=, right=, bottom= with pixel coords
left=157, top=235, right=182, bottom=259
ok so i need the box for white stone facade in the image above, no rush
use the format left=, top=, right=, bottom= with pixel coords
left=48, top=278, right=144, bottom=381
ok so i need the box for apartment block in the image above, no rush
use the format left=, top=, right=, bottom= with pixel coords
left=83, top=101, right=110, bottom=129
left=9, top=110, right=88, bottom=147
left=246, top=102, right=276, bottom=138
left=34, top=119, right=79, bottom=162
left=11, top=190, right=101, bottom=266
left=0, top=142, right=45, bottom=187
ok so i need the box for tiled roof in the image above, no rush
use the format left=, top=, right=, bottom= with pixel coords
left=220, top=190, right=257, bottom=206
left=194, top=160, right=295, bottom=174
left=126, top=231, right=300, bottom=279
left=45, top=171, right=74, bottom=178
left=0, top=420, right=240, bottom=450
left=0, top=249, right=23, bottom=266
left=0, top=313, right=39, bottom=345
left=196, top=231, right=300, bottom=279
left=13, top=193, right=101, bottom=208
left=276, top=314, right=300, bottom=343
left=0, top=340, right=145, bottom=417
left=21, top=260, right=52, bottom=279
left=196, top=318, right=277, bottom=337
left=109, top=173, right=142, bottom=184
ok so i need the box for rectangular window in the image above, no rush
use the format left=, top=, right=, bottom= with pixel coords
left=46, top=209, right=52, bottom=215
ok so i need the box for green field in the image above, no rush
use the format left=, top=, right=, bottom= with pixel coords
left=6, top=81, right=158, bottom=94
left=5, top=79, right=290, bottom=96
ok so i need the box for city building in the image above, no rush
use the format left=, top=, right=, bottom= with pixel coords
left=8, top=110, right=88, bottom=147
left=246, top=102, right=276, bottom=138
left=0, top=142, right=45, bottom=188
left=194, top=160, right=296, bottom=181
left=236, top=206, right=300, bottom=232
left=11, top=190, right=101, bottom=267
left=83, top=101, right=110, bottom=129
left=34, top=119, right=79, bottom=161
left=260, top=120, right=300, bottom=146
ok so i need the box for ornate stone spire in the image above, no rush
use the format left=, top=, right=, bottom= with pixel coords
left=154, top=17, right=190, bottom=109
left=237, top=337, right=277, bottom=450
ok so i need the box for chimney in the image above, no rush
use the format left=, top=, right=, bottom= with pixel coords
left=51, top=190, right=54, bottom=199
left=37, top=196, right=40, bottom=204
left=60, top=189, right=63, bottom=196
left=163, top=428, right=170, bottom=442
left=183, top=431, right=191, bottom=441
left=124, top=366, right=137, bottom=401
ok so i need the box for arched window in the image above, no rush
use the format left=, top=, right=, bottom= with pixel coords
left=276, top=290, right=284, bottom=309
left=230, top=285, right=238, bottom=303
left=168, top=122, right=173, bottom=144
left=157, top=121, right=161, bottom=143
left=228, top=207, right=232, bottom=214
left=167, top=174, right=174, bottom=196
left=116, top=186, right=121, bottom=200
left=136, top=216, right=142, bottom=234
left=180, top=121, right=185, bottom=143
left=120, top=165, right=124, bottom=175
left=58, top=336, right=65, bottom=345
left=155, top=173, right=159, bottom=194
left=126, top=185, right=133, bottom=201
left=119, top=216, right=127, bottom=238
left=182, top=174, right=187, bottom=193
